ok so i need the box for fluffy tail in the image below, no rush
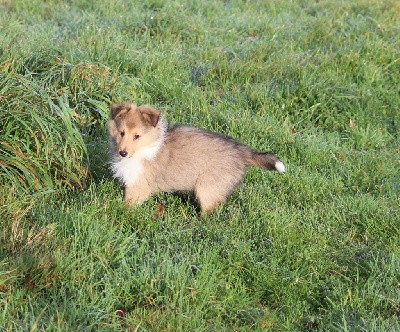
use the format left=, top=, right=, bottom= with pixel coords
left=247, top=151, right=286, bottom=173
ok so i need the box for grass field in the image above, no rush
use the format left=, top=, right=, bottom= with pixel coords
left=1, top=0, right=399, bottom=330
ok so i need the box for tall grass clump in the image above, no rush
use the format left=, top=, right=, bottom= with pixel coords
left=0, top=72, right=87, bottom=191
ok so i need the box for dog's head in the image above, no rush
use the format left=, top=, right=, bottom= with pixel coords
left=108, top=103, right=162, bottom=158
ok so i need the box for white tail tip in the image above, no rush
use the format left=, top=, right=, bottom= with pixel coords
left=275, top=161, right=286, bottom=173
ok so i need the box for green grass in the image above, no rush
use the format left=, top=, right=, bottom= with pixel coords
left=1, top=0, right=399, bottom=330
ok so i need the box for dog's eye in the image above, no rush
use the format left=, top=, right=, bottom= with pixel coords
left=120, top=132, right=125, bottom=137
left=133, top=134, right=140, bottom=140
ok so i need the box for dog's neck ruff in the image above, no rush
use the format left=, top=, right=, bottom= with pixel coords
left=111, top=120, right=166, bottom=186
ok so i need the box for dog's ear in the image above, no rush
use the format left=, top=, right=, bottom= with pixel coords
left=110, top=103, right=130, bottom=119
left=138, top=105, right=160, bottom=127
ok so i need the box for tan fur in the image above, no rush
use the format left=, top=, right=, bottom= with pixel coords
left=108, top=103, right=285, bottom=214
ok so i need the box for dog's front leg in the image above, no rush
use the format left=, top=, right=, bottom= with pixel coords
left=124, top=182, right=152, bottom=205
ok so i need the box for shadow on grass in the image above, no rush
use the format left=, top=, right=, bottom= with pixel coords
left=84, top=129, right=113, bottom=183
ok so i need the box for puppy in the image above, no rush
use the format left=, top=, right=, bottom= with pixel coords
left=108, top=103, right=285, bottom=214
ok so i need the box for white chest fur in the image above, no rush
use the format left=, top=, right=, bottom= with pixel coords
left=111, top=139, right=163, bottom=186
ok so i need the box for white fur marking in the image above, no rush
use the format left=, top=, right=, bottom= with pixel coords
left=111, top=121, right=166, bottom=186
left=275, top=161, right=286, bottom=173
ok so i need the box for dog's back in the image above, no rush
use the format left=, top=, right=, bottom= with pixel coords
left=145, top=125, right=284, bottom=212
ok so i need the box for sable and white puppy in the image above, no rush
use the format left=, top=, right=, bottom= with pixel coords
left=108, top=103, right=285, bottom=214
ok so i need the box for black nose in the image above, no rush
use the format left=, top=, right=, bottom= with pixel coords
left=119, top=150, right=128, bottom=157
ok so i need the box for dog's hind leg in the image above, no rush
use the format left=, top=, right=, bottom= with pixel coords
left=195, top=176, right=238, bottom=214
left=195, top=188, right=225, bottom=214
